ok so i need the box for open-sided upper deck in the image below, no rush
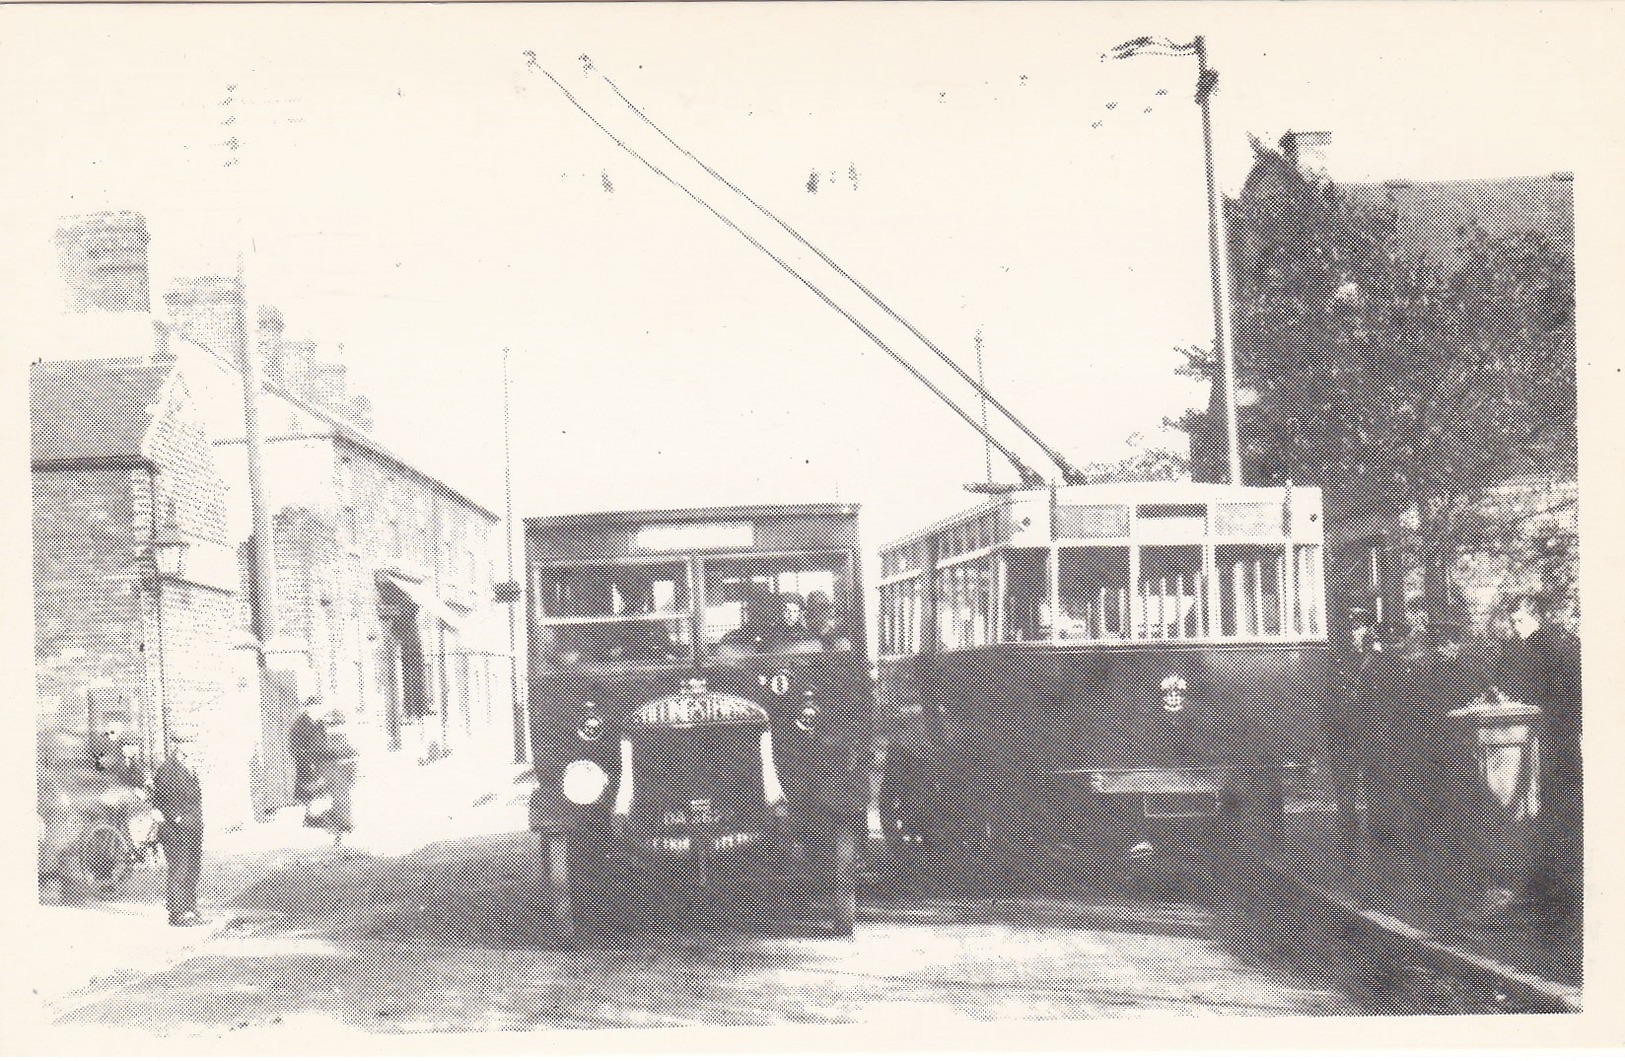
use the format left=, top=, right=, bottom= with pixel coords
left=877, top=482, right=1326, bottom=655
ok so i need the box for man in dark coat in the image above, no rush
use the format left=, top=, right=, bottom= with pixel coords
left=150, top=740, right=205, bottom=926
left=289, top=702, right=326, bottom=824
left=309, top=708, right=359, bottom=840
left=1492, top=593, right=1583, bottom=936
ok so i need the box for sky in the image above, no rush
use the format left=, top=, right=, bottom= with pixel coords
left=3, top=2, right=1617, bottom=554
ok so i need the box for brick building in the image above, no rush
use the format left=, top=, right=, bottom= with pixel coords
left=33, top=209, right=516, bottom=820
left=30, top=359, right=246, bottom=794
left=164, top=279, right=514, bottom=812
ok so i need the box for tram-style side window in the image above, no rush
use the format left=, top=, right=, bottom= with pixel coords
left=936, top=553, right=994, bottom=651
left=1002, top=547, right=1050, bottom=642
left=1216, top=544, right=1287, bottom=638
left=1137, top=545, right=1206, bottom=639
left=879, top=575, right=921, bottom=657
left=1293, top=543, right=1326, bottom=638
left=1057, top=546, right=1130, bottom=640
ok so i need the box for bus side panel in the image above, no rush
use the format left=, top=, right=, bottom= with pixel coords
left=925, top=645, right=1331, bottom=779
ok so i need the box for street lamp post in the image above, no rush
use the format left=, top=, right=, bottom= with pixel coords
left=143, top=530, right=191, bottom=757
left=1107, top=34, right=1244, bottom=486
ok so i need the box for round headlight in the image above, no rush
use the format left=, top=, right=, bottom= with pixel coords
left=561, top=759, right=610, bottom=805
left=577, top=717, right=604, bottom=741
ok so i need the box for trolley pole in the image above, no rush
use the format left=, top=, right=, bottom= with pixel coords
left=1193, top=36, right=1244, bottom=487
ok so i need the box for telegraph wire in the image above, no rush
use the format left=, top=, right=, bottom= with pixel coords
left=600, top=74, right=1087, bottom=486
left=531, top=59, right=1045, bottom=488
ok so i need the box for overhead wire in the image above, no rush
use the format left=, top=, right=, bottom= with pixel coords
left=530, top=58, right=1046, bottom=488
left=600, top=74, right=1087, bottom=486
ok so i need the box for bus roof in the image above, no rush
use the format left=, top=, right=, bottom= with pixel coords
left=525, top=502, right=864, bottom=565
left=879, top=481, right=1320, bottom=555
left=526, top=502, right=860, bottom=531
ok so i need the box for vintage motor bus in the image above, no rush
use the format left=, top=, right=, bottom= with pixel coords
left=875, top=481, right=1330, bottom=872
left=525, top=504, right=872, bottom=936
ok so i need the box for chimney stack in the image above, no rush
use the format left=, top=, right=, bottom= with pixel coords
left=165, top=276, right=247, bottom=364
left=55, top=211, right=152, bottom=314
left=1281, top=130, right=1333, bottom=184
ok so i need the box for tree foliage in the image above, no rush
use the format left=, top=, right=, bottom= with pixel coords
left=1080, top=432, right=1190, bottom=484
left=1178, top=147, right=1576, bottom=611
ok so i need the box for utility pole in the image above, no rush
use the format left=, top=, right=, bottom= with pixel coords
left=224, top=82, right=278, bottom=642
left=1105, top=34, right=1244, bottom=486
left=238, top=254, right=277, bottom=642
left=1193, top=36, right=1244, bottom=487
left=501, top=347, right=526, bottom=763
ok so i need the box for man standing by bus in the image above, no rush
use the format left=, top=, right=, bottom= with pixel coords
left=1492, top=592, right=1582, bottom=940
left=150, top=738, right=206, bottom=927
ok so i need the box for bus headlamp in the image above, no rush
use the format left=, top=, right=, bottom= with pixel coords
left=561, top=759, right=611, bottom=805
left=577, top=716, right=604, bottom=741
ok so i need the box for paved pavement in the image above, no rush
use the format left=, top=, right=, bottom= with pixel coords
left=1280, top=801, right=1581, bottom=1012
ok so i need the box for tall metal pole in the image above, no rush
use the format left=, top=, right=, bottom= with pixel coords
left=238, top=262, right=277, bottom=641
left=1194, top=36, right=1244, bottom=486
left=502, top=346, right=525, bottom=763
left=225, top=82, right=277, bottom=641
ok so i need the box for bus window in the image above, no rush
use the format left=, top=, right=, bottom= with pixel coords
left=1058, top=546, right=1131, bottom=640
left=1003, top=547, right=1050, bottom=642
left=879, top=576, right=922, bottom=657
left=936, top=556, right=993, bottom=651
left=1293, top=543, right=1325, bottom=637
left=532, top=561, right=691, bottom=669
left=1216, top=544, right=1287, bottom=638
left=1137, top=545, right=1206, bottom=639
left=703, top=555, right=849, bottom=657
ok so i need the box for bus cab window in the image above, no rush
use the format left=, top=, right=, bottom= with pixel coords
left=704, top=556, right=844, bottom=657
left=532, top=562, right=690, bottom=669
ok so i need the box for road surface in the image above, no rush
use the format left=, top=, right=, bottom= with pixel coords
left=37, top=830, right=1425, bottom=1033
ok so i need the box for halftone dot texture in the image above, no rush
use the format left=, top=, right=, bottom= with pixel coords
left=32, top=142, right=1578, bottom=1028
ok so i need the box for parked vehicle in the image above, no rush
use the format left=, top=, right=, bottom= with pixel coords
left=38, top=729, right=157, bottom=901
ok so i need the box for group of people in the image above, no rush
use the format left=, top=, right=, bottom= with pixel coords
left=47, top=696, right=360, bottom=930
left=717, top=590, right=851, bottom=655
left=1336, top=591, right=1582, bottom=939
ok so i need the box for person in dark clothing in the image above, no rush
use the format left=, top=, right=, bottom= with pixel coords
left=760, top=593, right=817, bottom=651
left=309, top=709, right=359, bottom=840
left=806, top=590, right=854, bottom=651
left=289, top=703, right=326, bottom=825
left=150, top=741, right=205, bottom=927
left=1492, top=593, right=1583, bottom=936
left=1411, top=623, right=1493, bottom=876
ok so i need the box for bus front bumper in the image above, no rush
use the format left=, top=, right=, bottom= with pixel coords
left=1055, top=767, right=1233, bottom=819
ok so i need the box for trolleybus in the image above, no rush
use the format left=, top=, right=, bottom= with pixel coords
left=874, top=481, right=1330, bottom=876
left=525, top=504, right=872, bottom=936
